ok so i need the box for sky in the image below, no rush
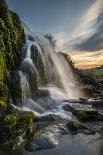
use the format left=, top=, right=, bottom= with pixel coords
left=8, top=0, right=103, bottom=69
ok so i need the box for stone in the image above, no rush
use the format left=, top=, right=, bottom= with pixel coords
left=66, top=121, right=96, bottom=135
left=63, top=103, right=103, bottom=121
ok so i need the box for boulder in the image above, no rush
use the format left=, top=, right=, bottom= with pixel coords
left=66, top=121, right=96, bottom=135
left=63, top=103, right=103, bottom=121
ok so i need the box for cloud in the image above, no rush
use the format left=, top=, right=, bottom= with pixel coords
left=62, top=0, right=103, bottom=52
left=69, top=50, right=103, bottom=69
left=75, top=11, right=103, bottom=51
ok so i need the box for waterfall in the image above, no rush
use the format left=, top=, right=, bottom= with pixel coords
left=18, top=71, right=30, bottom=103
left=24, top=32, right=85, bottom=99
left=11, top=30, right=85, bottom=116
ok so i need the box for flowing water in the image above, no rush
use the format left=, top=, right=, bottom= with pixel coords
left=0, top=27, right=101, bottom=155
left=12, top=30, right=86, bottom=116
left=9, top=30, right=93, bottom=154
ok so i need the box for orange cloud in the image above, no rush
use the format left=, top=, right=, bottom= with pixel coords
left=68, top=50, right=103, bottom=69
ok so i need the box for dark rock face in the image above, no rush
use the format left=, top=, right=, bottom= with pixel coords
left=78, top=68, right=103, bottom=98
left=9, top=71, right=22, bottom=103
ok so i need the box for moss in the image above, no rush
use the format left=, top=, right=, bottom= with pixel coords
left=19, top=112, right=35, bottom=127
left=66, top=121, right=96, bottom=135
left=4, top=113, right=19, bottom=128
left=76, top=110, right=99, bottom=121
left=24, top=112, right=35, bottom=126
left=0, top=0, right=25, bottom=110
left=0, top=1, right=38, bottom=145
left=0, top=100, right=7, bottom=110
left=66, top=121, right=78, bottom=134
left=0, top=1, right=29, bottom=144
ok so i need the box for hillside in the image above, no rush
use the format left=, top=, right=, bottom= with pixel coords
left=78, top=66, right=103, bottom=98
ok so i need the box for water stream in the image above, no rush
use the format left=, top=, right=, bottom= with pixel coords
left=9, top=30, right=92, bottom=154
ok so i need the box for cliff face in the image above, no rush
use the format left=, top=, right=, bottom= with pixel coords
left=0, top=0, right=25, bottom=108
left=0, top=1, right=36, bottom=145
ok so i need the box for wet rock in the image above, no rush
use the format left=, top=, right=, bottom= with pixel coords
left=92, top=100, right=103, bottom=108
left=36, top=89, right=49, bottom=97
left=25, top=142, right=39, bottom=152
left=66, top=121, right=96, bottom=135
left=33, top=136, right=55, bottom=150
left=63, top=103, right=103, bottom=122
left=63, top=102, right=92, bottom=112
left=35, top=114, right=55, bottom=124
left=66, top=121, right=78, bottom=134
left=9, top=71, right=22, bottom=103
left=21, top=58, right=37, bottom=77
left=31, top=44, right=46, bottom=85
left=25, top=136, right=55, bottom=152
left=11, top=136, right=24, bottom=151
left=27, top=34, right=35, bottom=41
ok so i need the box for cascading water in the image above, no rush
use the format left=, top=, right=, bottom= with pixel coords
left=11, top=28, right=86, bottom=117
left=27, top=32, right=85, bottom=98
left=9, top=29, right=87, bottom=150
left=18, top=71, right=31, bottom=103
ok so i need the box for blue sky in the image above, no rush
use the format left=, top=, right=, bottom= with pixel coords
left=8, top=0, right=103, bottom=68
left=8, top=0, right=95, bottom=39
left=8, top=0, right=94, bottom=32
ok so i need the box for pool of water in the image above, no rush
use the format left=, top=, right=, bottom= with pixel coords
left=23, top=133, right=103, bottom=155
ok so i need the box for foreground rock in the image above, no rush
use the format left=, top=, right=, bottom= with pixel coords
left=66, top=121, right=96, bottom=135
left=63, top=102, right=103, bottom=121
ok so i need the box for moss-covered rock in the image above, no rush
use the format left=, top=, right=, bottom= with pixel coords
left=0, top=0, right=25, bottom=110
left=66, top=121, right=96, bottom=135
left=0, top=0, right=38, bottom=146
left=0, top=108, right=35, bottom=144
left=63, top=103, right=103, bottom=122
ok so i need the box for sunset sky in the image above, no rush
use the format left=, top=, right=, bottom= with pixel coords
left=8, top=0, right=103, bottom=69
left=69, top=50, right=103, bottom=69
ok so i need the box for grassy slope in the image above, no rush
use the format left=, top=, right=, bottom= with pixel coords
left=79, top=66, right=103, bottom=98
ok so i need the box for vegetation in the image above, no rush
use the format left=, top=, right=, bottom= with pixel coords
left=0, top=0, right=24, bottom=109
left=0, top=0, right=36, bottom=144
left=79, top=66, right=103, bottom=98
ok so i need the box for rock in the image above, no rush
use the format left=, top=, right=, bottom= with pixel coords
left=27, top=34, right=35, bottom=41
left=63, top=103, right=103, bottom=121
left=25, top=136, right=55, bottom=152
left=11, top=136, right=24, bottom=151
left=66, top=121, right=96, bottom=135
left=36, top=88, right=49, bottom=97
left=63, top=102, right=93, bottom=112
left=92, top=100, right=103, bottom=108
left=0, top=0, right=25, bottom=123
left=66, top=121, right=78, bottom=134
left=9, top=71, right=22, bottom=103
left=25, top=142, right=39, bottom=152
left=31, top=44, right=46, bottom=85
left=35, top=114, right=55, bottom=124
left=33, top=136, right=55, bottom=150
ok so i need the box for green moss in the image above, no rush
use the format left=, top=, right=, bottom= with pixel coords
left=0, top=0, right=24, bottom=110
left=24, top=112, right=35, bottom=126
left=19, top=112, right=35, bottom=127
left=4, top=113, right=19, bottom=128
left=66, top=121, right=96, bottom=135
left=66, top=121, right=78, bottom=133
left=76, top=109, right=98, bottom=121
left=0, top=99, right=7, bottom=110
left=0, top=1, right=38, bottom=144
